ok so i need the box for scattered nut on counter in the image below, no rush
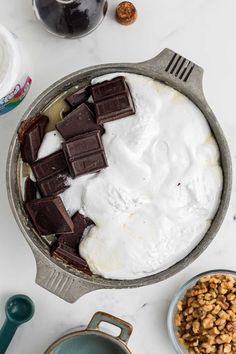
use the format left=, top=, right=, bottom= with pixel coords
left=175, top=274, right=236, bottom=354
left=116, top=1, right=138, bottom=25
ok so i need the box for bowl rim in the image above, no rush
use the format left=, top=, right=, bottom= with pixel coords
left=167, top=269, right=236, bottom=354
left=6, top=58, right=232, bottom=289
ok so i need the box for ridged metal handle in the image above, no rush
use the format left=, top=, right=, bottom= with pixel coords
left=140, top=48, right=205, bottom=103
left=33, top=250, right=101, bottom=303
left=87, top=312, right=133, bottom=344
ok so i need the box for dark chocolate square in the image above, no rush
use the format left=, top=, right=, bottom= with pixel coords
left=57, top=212, right=94, bottom=249
left=18, top=114, right=49, bottom=164
left=52, top=243, right=91, bottom=275
left=63, top=130, right=103, bottom=159
left=69, top=151, right=108, bottom=178
left=66, top=87, right=90, bottom=108
left=95, top=93, right=135, bottom=124
left=25, top=196, right=74, bottom=236
left=91, top=77, right=127, bottom=102
left=37, top=173, right=69, bottom=197
left=31, top=150, right=67, bottom=181
left=56, top=103, right=100, bottom=140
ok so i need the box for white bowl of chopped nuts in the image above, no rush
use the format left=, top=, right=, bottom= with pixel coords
left=167, top=270, right=236, bottom=354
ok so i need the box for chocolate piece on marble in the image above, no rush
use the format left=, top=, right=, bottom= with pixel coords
left=24, top=177, right=37, bottom=202
left=25, top=196, right=74, bottom=236
left=19, top=114, right=49, bottom=164
left=91, top=77, right=127, bottom=102
left=66, top=87, right=90, bottom=108
left=56, top=103, right=100, bottom=140
left=37, top=173, right=69, bottom=197
left=63, top=130, right=108, bottom=178
left=31, top=150, right=67, bottom=181
left=51, top=242, right=92, bottom=275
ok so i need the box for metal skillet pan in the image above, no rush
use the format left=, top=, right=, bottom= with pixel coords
left=6, top=49, right=232, bottom=303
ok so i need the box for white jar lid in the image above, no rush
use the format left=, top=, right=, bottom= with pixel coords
left=0, top=24, right=21, bottom=99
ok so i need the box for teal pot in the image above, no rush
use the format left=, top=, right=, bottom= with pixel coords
left=45, top=312, right=133, bottom=354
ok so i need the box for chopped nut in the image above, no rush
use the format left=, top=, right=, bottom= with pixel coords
left=218, top=310, right=229, bottom=320
left=227, top=293, right=236, bottom=301
left=177, top=300, right=183, bottom=311
left=203, top=304, right=213, bottom=312
left=223, top=343, right=231, bottom=353
left=226, top=321, right=236, bottom=333
left=203, top=318, right=214, bottom=329
left=213, top=305, right=222, bottom=315
left=192, top=320, right=200, bottom=334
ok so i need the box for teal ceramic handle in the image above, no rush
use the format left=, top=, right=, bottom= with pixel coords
left=87, top=312, right=133, bottom=344
left=0, top=320, right=18, bottom=354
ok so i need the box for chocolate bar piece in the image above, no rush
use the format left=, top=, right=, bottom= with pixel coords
left=24, top=177, right=37, bottom=202
left=52, top=242, right=92, bottom=275
left=18, top=114, right=49, bottom=143
left=57, top=212, right=94, bottom=249
left=19, top=114, right=49, bottom=163
left=66, top=87, right=90, bottom=108
left=69, top=152, right=107, bottom=178
left=25, top=196, right=74, bottom=236
left=63, top=130, right=103, bottom=158
left=95, top=92, right=135, bottom=124
left=91, top=77, right=127, bottom=102
left=31, top=150, right=67, bottom=181
left=56, top=103, right=100, bottom=140
left=37, top=173, right=69, bottom=197
left=63, top=130, right=108, bottom=178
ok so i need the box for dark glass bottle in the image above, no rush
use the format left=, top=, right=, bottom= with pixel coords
left=33, top=0, right=108, bottom=38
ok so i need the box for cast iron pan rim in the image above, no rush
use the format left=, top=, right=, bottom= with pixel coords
left=6, top=62, right=232, bottom=288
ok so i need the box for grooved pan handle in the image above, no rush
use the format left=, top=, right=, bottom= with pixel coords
left=139, top=48, right=205, bottom=102
left=33, top=249, right=101, bottom=303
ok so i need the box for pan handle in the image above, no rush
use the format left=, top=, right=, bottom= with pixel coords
left=139, top=48, right=205, bottom=102
left=87, top=311, right=133, bottom=344
left=32, top=248, right=101, bottom=303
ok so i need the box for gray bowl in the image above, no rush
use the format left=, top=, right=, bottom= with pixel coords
left=6, top=48, right=232, bottom=303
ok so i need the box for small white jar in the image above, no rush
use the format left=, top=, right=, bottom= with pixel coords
left=0, top=25, right=32, bottom=116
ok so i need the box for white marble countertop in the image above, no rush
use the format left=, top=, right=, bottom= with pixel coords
left=0, top=1, right=236, bottom=353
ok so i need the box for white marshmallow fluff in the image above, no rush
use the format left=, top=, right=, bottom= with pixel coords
left=42, top=73, right=223, bottom=280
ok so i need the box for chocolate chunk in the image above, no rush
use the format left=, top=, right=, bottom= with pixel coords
left=66, top=87, right=90, bottom=108
left=91, top=77, right=135, bottom=124
left=52, top=243, right=92, bottom=275
left=18, top=114, right=49, bottom=143
left=116, top=1, right=138, bottom=25
left=18, top=114, right=49, bottom=163
left=57, top=212, right=94, bottom=249
left=91, top=77, right=127, bottom=102
left=31, top=151, right=67, bottom=181
left=56, top=103, right=100, bottom=140
left=25, top=177, right=37, bottom=202
left=25, top=196, right=74, bottom=236
left=63, top=130, right=104, bottom=158
left=69, top=152, right=107, bottom=178
left=95, top=92, right=135, bottom=124
left=37, top=173, right=69, bottom=197
left=63, top=130, right=108, bottom=178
